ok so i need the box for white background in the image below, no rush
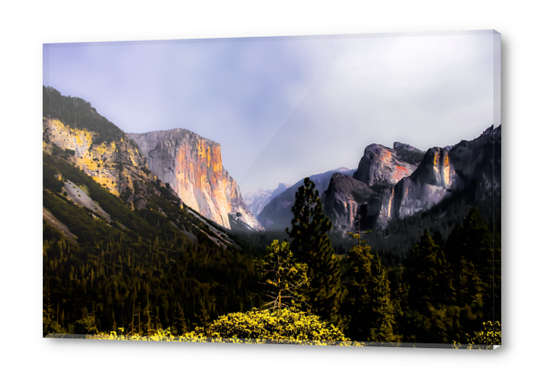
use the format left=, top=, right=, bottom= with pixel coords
left=0, top=0, right=539, bottom=378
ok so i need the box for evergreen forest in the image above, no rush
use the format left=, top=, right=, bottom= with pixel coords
left=44, top=164, right=500, bottom=347
left=43, top=86, right=500, bottom=348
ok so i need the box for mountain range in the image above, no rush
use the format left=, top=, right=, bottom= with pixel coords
left=43, top=86, right=500, bottom=259
left=249, top=125, right=500, bottom=259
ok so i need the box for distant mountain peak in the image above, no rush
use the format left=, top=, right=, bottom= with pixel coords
left=243, top=182, right=292, bottom=219
left=257, top=167, right=356, bottom=231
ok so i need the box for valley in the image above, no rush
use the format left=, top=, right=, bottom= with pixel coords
left=42, top=86, right=501, bottom=347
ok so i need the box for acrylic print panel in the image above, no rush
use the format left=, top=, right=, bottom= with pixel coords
left=42, top=30, right=501, bottom=349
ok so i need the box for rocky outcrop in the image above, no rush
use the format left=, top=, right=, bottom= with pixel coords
left=43, top=116, right=159, bottom=209
left=324, top=127, right=501, bottom=233
left=322, top=173, right=375, bottom=234
left=353, top=143, right=424, bottom=188
left=392, top=147, right=458, bottom=220
left=43, top=207, right=78, bottom=245
left=128, top=129, right=263, bottom=231
left=257, top=167, right=355, bottom=231
left=358, top=187, right=395, bottom=231
left=390, top=126, right=501, bottom=223
left=358, top=126, right=500, bottom=231
left=448, top=125, right=501, bottom=203
left=321, top=142, right=424, bottom=233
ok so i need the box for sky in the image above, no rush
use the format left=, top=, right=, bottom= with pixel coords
left=43, top=31, right=500, bottom=191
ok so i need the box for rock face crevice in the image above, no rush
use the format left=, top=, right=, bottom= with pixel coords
left=128, top=129, right=263, bottom=231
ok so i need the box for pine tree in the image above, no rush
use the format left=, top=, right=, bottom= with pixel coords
left=286, top=177, right=346, bottom=328
left=258, top=240, right=309, bottom=310
left=342, top=235, right=396, bottom=342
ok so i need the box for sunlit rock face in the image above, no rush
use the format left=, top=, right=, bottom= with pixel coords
left=392, top=147, right=458, bottom=220
left=128, top=129, right=263, bottom=231
left=353, top=126, right=501, bottom=231
left=353, top=143, right=424, bottom=188
left=391, top=126, right=501, bottom=223
left=43, top=117, right=154, bottom=205
left=348, top=142, right=424, bottom=230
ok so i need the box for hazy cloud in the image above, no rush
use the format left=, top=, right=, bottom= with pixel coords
left=44, top=31, right=500, bottom=191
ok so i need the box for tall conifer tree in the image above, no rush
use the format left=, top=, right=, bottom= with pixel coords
left=286, top=178, right=346, bottom=329
left=258, top=240, right=309, bottom=310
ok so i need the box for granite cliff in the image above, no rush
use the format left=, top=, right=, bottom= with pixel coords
left=389, top=126, right=500, bottom=226
left=128, top=129, right=263, bottom=231
left=322, top=173, right=375, bottom=234
left=323, top=142, right=424, bottom=232
left=353, top=142, right=424, bottom=188
left=392, top=147, right=457, bottom=220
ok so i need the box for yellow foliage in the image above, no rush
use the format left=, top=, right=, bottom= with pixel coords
left=51, top=119, right=66, bottom=130
left=75, top=130, right=91, bottom=147
left=95, top=143, right=112, bottom=155
left=80, top=156, right=98, bottom=171
left=189, top=308, right=350, bottom=344
left=92, top=176, right=119, bottom=196
left=91, top=327, right=367, bottom=346
left=90, top=309, right=368, bottom=346
left=453, top=321, right=501, bottom=350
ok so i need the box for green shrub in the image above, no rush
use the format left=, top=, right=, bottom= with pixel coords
left=188, top=308, right=347, bottom=342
